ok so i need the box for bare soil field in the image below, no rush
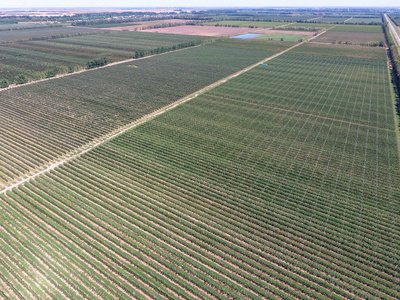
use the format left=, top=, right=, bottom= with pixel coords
left=141, top=25, right=263, bottom=37
left=106, top=19, right=193, bottom=31
left=142, top=26, right=315, bottom=37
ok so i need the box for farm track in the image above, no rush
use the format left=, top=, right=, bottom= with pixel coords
left=385, top=14, right=400, bottom=47
left=384, top=14, right=400, bottom=163
left=0, top=27, right=331, bottom=195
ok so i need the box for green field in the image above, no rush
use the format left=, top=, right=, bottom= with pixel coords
left=280, top=22, right=332, bottom=30
left=346, top=17, right=383, bottom=24
left=317, top=16, right=352, bottom=23
left=291, top=42, right=387, bottom=59
left=0, top=42, right=399, bottom=299
left=0, top=25, right=105, bottom=43
left=258, top=33, right=308, bottom=41
left=204, top=20, right=286, bottom=28
left=0, top=39, right=289, bottom=187
left=0, top=23, right=47, bottom=31
left=311, top=25, right=385, bottom=45
left=0, top=9, right=400, bottom=299
left=330, top=24, right=383, bottom=33
left=0, top=31, right=210, bottom=83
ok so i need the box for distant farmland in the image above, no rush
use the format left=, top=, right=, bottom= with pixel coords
left=312, top=24, right=385, bottom=45
left=0, top=9, right=399, bottom=300
left=0, top=39, right=290, bottom=188
left=203, top=20, right=287, bottom=28
left=0, top=31, right=210, bottom=83
left=0, top=25, right=105, bottom=43
left=0, top=40, right=399, bottom=298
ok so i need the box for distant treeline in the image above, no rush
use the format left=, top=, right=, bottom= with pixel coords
left=0, top=31, right=107, bottom=44
left=139, top=21, right=202, bottom=30
left=30, top=31, right=106, bottom=41
left=383, top=19, right=400, bottom=98
left=71, top=15, right=192, bottom=27
left=86, top=57, right=108, bottom=69
left=297, top=20, right=381, bottom=25
left=390, top=16, right=400, bottom=27
left=134, top=40, right=205, bottom=59
left=0, top=24, right=62, bottom=32
left=274, top=26, right=321, bottom=32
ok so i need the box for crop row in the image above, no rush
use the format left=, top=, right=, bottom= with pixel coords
left=0, top=31, right=211, bottom=83
left=0, top=39, right=284, bottom=188
left=0, top=44, right=399, bottom=298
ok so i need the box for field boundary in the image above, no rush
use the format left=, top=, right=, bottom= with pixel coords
left=386, top=49, right=400, bottom=164
left=384, top=13, right=400, bottom=161
left=0, top=26, right=333, bottom=195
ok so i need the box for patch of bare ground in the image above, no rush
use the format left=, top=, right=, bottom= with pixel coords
left=142, top=25, right=264, bottom=36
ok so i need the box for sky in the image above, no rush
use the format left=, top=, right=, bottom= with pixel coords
left=1, top=0, right=399, bottom=8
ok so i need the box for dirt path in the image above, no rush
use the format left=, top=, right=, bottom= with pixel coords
left=0, top=26, right=333, bottom=196
left=385, top=14, right=400, bottom=48
left=344, top=17, right=353, bottom=23
left=271, top=22, right=297, bottom=29
left=306, top=17, right=322, bottom=22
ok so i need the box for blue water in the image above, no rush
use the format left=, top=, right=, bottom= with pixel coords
left=231, top=33, right=263, bottom=39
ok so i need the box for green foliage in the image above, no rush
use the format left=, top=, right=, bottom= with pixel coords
left=44, top=69, right=56, bottom=78
left=0, top=40, right=283, bottom=184
left=205, top=20, right=286, bottom=28
left=134, top=40, right=205, bottom=59
left=2, top=47, right=397, bottom=299
left=383, top=21, right=400, bottom=87
left=292, top=42, right=387, bottom=60
left=86, top=57, right=108, bottom=69
left=0, top=31, right=211, bottom=82
left=13, top=74, right=28, bottom=84
left=0, top=20, right=398, bottom=299
left=0, top=78, right=9, bottom=88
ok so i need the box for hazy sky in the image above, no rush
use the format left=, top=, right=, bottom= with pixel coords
left=1, top=0, right=399, bottom=8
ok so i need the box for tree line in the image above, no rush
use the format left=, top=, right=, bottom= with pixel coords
left=134, top=40, right=206, bottom=59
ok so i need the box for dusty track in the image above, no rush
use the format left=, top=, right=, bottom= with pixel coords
left=0, top=26, right=333, bottom=195
left=385, top=14, right=400, bottom=47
